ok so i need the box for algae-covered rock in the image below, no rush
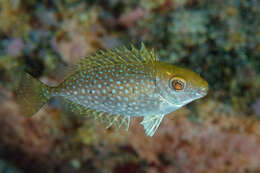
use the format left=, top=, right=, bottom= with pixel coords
left=0, top=0, right=260, bottom=172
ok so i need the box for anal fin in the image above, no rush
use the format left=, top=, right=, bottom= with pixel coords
left=103, top=115, right=131, bottom=130
left=141, top=114, right=165, bottom=136
left=59, top=98, right=131, bottom=130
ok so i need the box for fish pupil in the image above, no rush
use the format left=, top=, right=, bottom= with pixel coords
left=172, top=80, right=184, bottom=91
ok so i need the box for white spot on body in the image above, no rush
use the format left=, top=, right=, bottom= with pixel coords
left=81, top=88, right=85, bottom=94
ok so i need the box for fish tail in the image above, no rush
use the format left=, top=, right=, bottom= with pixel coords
left=16, top=73, right=52, bottom=117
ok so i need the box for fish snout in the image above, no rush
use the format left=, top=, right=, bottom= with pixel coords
left=198, top=86, right=208, bottom=97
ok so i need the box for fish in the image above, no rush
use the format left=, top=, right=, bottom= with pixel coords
left=16, top=43, right=208, bottom=136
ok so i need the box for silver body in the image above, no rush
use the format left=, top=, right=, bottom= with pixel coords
left=54, top=65, right=179, bottom=118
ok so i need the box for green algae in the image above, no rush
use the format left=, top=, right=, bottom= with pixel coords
left=0, top=160, right=22, bottom=173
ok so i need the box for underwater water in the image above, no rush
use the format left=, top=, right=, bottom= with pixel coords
left=0, top=0, right=260, bottom=173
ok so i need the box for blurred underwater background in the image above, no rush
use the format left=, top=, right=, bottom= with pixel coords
left=0, top=0, right=260, bottom=172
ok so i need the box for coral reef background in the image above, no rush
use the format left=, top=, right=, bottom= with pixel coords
left=0, top=0, right=259, bottom=172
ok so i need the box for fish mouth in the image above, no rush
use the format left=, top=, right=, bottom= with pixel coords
left=198, top=87, right=208, bottom=97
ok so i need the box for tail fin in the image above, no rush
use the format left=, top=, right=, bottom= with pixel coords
left=16, top=73, right=52, bottom=117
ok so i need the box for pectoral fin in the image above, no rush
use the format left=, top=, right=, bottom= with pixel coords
left=141, top=114, right=165, bottom=136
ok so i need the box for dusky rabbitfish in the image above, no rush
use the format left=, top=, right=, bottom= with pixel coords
left=17, top=43, right=208, bottom=136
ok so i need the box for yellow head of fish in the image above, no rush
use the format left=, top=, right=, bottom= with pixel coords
left=155, top=62, right=209, bottom=107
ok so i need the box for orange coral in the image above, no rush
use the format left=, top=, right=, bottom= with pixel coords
left=53, top=7, right=105, bottom=64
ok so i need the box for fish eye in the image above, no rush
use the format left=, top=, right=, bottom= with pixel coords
left=170, top=77, right=186, bottom=91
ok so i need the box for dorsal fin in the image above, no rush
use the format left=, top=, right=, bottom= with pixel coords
left=58, top=43, right=157, bottom=84
left=75, top=42, right=157, bottom=71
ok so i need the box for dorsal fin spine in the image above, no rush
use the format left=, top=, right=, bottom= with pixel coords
left=65, top=43, right=157, bottom=76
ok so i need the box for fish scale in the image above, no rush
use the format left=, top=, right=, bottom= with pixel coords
left=55, top=64, right=158, bottom=116
left=17, top=43, right=208, bottom=136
